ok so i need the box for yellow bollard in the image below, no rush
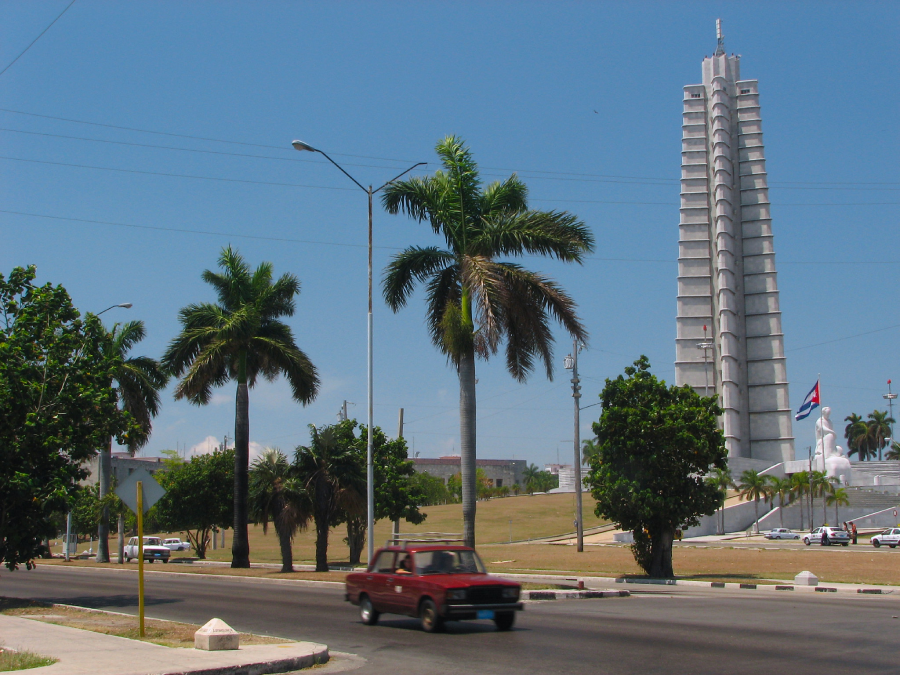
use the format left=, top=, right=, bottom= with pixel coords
left=136, top=481, right=145, bottom=638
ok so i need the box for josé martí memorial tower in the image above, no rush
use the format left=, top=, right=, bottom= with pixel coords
left=675, top=21, right=795, bottom=469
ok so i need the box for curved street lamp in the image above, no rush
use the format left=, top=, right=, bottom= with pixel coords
left=292, top=139, right=424, bottom=565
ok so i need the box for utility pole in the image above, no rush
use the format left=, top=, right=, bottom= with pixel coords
left=883, top=380, right=896, bottom=461
left=564, top=340, right=584, bottom=552
left=696, top=324, right=714, bottom=398
left=393, top=408, right=404, bottom=539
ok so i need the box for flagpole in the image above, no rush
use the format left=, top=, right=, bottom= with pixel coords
left=813, top=373, right=822, bottom=530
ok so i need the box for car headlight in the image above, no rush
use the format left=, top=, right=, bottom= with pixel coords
left=502, top=587, right=519, bottom=600
left=446, top=589, right=466, bottom=601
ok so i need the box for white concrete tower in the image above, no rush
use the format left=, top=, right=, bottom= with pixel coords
left=675, top=21, right=794, bottom=465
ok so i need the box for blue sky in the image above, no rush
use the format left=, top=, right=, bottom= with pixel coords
left=2, top=1, right=898, bottom=465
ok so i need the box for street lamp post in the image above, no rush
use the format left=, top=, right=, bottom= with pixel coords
left=696, top=324, right=714, bottom=398
left=89, top=302, right=133, bottom=563
left=564, top=340, right=583, bottom=552
left=292, top=140, right=423, bottom=565
left=883, top=379, right=896, bottom=461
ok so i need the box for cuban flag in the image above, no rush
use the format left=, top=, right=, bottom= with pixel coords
left=795, top=381, right=820, bottom=421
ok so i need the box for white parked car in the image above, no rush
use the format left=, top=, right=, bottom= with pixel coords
left=124, top=536, right=171, bottom=563
left=764, top=528, right=800, bottom=540
left=802, top=527, right=850, bottom=547
left=163, top=538, right=191, bottom=551
left=871, top=528, right=900, bottom=548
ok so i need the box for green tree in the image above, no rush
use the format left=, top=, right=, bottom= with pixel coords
left=522, top=464, right=542, bottom=495
left=581, top=438, right=600, bottom=466
left=0, top=266, right=134, bottom=571
left=586, top=357, right=726, bottom=578
left=766, top=476, right=794, bottom=530
left=447, top=473, right=462, bottom=502
left=70, top=484, right=101, bottom=540
left=844, top=413, right=871, bottom=461
left=162, top=246, right=320, bottom=568
left=867, top=410, right=895, bottom=461
left=96, top=320, right=168, bottom=563
left=294, top=423, right=365, bottom=572
left=826, top=487, right=849, bottom=525
left=155, top=449, right=234, bottom=559
left=381, top=136, right=593, bottom=547
left=249, top=448, right=309, bottom=573
left=704, top=468, right=734, bottom=535
left=886, top=441, right=900, bottom=461
left=790, top=471, right=810, bottom=530
left=737, top=470, right=771, bottom=534
left=810, top=471, right=835, bottom=526
left=410, top=472, right=451, bottom=506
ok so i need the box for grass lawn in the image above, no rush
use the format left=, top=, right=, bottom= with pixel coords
left=0, top=647, right=56, bottom=672
left=0, top=597, right=289, bottom=649
left=479, top=543, right=900, bottom=586
left=50, top=492, right=607, bottom=566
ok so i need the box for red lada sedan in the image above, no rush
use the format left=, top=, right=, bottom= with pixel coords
left=346, top=543, right=523, bottom=632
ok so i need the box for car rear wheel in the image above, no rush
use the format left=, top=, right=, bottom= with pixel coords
left=419, top=598, right=443, bottom=633
left=163, top=558, right=169, bottom=563
left=494, top=612, right=515, bottom=631
left=125, top=556, right=131, bottom=562
left=890, top=545, right=897, bottom=549
left=873, top=540, right=881, bottom=548
left=359, top=595, right=379, bottom=625
left=803, top=538, right=811, bottom=546
left=841, top=543, right=848, bottom=547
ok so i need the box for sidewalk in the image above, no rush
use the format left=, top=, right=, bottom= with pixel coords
left=0, top=615, right=327, bottom=675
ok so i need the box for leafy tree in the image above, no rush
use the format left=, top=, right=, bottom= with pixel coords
left=381, top=136, right=593, bottom=546
left=585, top=357, right=726, bottom=578
left=581, top=438, right=600, bottom=466
left=163, top=246, right=320, bottom=568
left=790, top=471, right=810, bottom=530
left=867, top=410, right=894, bottom=461
left=155, top=449, right=234, bottom=559
left=70, top=484, right=101, bottom=539
left=96, top=320, right=168, bottom=563
left=294, top=423, right=365, bottom=571
left=704, top=468, right=734, bottom=535
left=810, top=471, right=836, bottom=526
left=447, top=472, right=462, bottom=502
left=249, top=448, right=309, bottom=573
left=827, top=487, right=849, bottom=525
left=737, top=470, right=771, bottom=534
left=766, top=476, right=794, bottom=529
left=411, top=472, right=452, bottom=506
left=522, top=464, right=542, bottom=495
left=0, top=266, right=133, bottom=571
left=511, top=483, right=521, bottom=496
left=844, top=413, right=871, bottom=461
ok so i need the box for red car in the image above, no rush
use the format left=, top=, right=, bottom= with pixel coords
left=345, top=540, right=523, bottom=632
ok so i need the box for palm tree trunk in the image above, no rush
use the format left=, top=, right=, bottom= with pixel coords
left=779, top=497, right=784, bottom=528
left=754, top=498, right=759, bottom=533
left=458, top=349, right=477, bottom=548
left=314, top=476, right=330, bottom=572
left=96, top=435, right=112, bottom=563
left=232, top=350, right=251, bottom=568
left=347, top=517, right=365, bottom=566
left=277, top=524, right=294, bottom=573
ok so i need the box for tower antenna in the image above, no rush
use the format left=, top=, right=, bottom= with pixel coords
left=715, top=19, right=725, bottom=55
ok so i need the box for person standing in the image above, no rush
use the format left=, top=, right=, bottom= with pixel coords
left=851, top=522, right=858, bottom=545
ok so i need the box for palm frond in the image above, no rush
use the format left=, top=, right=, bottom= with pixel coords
left=460, top=255, right=503, bottom=356
left=424, top=264, right=461, bottom=353
left=382, top=247, right=455, bottom=311
left=479, top=174, right=528, bottom=216
left=472, top=210, right=594, bottom=261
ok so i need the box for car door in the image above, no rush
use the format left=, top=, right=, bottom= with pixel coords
left=391, top=552, right=419, bottom=616
left=890, top=529, right=900, bottom=546
left=367, top=551, right=396, bottom=611
left=380, top=552, right=415, bottom=614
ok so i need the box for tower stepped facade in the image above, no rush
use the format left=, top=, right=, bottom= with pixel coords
left=675, top=33, right=794, bottom=465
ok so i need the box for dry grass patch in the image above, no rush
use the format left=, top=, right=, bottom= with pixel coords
left=0, top=598, right=290, bottom=648
left=0, top=647, right=56, bottom=672
left=480, top=543, right=900, bottom=586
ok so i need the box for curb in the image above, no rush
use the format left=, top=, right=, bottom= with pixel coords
left=154, top=647, right=329, bottom=675
left=524, top=589, right=629, bottom=601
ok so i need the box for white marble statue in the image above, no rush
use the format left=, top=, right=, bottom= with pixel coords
left=815, top=407, right=852, bottom=484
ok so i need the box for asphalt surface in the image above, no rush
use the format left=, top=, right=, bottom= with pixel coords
left=2, top=566, right=898, bottom=674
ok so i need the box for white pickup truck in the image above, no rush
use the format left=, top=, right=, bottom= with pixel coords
left=124, top=536, right=171, bottom=563
left=163, top=538, right=191, bottom=552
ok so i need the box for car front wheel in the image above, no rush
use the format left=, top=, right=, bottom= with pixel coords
left=420, top=598, right=443, bottom=633
left=359, top=595, right=379, bottom=625
left=494, top=612, right=516, bottom=631
left=873, top=540, right=881, bottom=548
left=803, top=538, right=810, bottom=546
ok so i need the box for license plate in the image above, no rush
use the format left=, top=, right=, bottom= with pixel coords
left=477, top=610, right=495, bottom=620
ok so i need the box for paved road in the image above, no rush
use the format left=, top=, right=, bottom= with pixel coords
left=2, top=566, right=898, bottom=674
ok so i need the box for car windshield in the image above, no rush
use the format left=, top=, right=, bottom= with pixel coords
left=145, top=538, right=161, bottom=545
left=415, top=549, right=486, bottom=575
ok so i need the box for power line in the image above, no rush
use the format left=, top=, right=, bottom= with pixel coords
left=1, top=107, right=897, bottom=188
left=787, top=323, right=900, bottom=353
left=0, top=1, right=77, bottom=78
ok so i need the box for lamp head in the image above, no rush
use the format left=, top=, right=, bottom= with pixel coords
left=118, top=303, right=133, bottom=309
left=292, top=140, right=316, bottom=152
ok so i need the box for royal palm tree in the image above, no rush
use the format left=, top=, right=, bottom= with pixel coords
left=163, top=246, right=320, bottom=568
left=705, top=468, right=735, bottom=535
left=867, top=410, right=895, bottom=461
left=886, top=441, right=900, bottom=461
left=844, top=413, right=870, bottom=461
left=810, top=471, right=835, bottom=526
left=382, top=136, right=593, bottom=546
left=294, top=425, right=366, bottom=572
left=581, top=438, right=601, bottom=466
left=767, top=475, right=794, bottom=529
left=826, top=487, right=849, bottom=525
left=249, top=448, right=310, bottom=573
left=96, top=320, right=168, bottom=563
left=738, top=469, right=771, bottom=534
left=791, top=471, right=809, bottom=530
left=522, top=464, right=543, bottom=495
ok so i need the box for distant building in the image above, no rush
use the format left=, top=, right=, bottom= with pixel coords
left=412, top=457, right=527, bottom=489
left=83, top=452, right=165, bottom=487
left=544, top=464, right=569, bottom=476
